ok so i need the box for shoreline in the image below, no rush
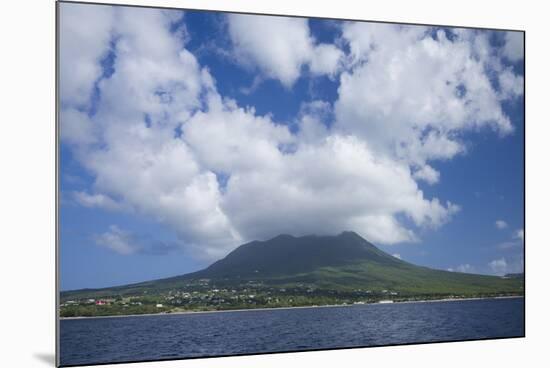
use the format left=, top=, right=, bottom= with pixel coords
left=60, top=295, right=524, bottom=321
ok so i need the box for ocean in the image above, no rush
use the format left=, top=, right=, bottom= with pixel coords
left=60, top=297, right=524, bottom=366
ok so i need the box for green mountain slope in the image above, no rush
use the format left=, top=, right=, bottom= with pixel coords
left=61, top=232, right=523, bottom=301
left=187, top=231, right=404, bottom=278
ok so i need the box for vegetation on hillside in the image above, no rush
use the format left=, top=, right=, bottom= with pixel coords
left=60, top=232, right=523, bottom=317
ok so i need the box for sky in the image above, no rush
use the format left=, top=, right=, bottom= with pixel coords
left=59, top=2, right=524, bottom=290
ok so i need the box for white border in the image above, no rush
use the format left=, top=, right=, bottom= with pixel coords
left=1, top=0, right=548, bottom=367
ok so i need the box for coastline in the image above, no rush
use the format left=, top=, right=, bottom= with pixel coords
left=60, top=295, right=524, bottom=321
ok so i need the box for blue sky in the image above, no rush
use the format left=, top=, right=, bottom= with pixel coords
left=59, top=3, right=524, bottom=290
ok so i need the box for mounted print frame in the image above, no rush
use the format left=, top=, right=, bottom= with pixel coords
left=56, top=1, right=525, bottom=366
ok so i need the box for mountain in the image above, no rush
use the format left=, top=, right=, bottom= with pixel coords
left=61, top=232, right=523, bottom=301
left=185, top=231, right=402, bottom=279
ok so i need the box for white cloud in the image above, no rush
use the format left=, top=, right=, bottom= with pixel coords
left=502, top=31, right=524, bottom=62
left=498, top=68, right=524, bottom=100
left=73, top=191, right=124, bottom=211
left=496, top=228, right=524, bottom=250
left=448, top=264, right=474, bottom=273
left=489, top=258, right=508, bottom=275
left=59, top=3, right=114, bottom=108
left=227, top=14, right=343, bottom=87
left=351, top=214, right=419, bottom=244
left=413, top=165, right=440, bottom=185
left=95, top=225, right=179, bottom=256
left=335, top=24, right=521, bottom=170
left=392, top=253, right=401, bottom=260
left=310, top=43, right=343, bottom=76
left=495, top=220, right=508, bottom=229
left=296, top=100, right=331, bottom=144
left=458, top=264, right=474, bottom=273
left=184, top=96, right=294, bottom=174
left=218, top=134, right=458, bottom=244
left=60, top=5, right=521, bottom=261
left=514, top=228, right=525, bottom=242
left=491, top=254, right=524, bottom=276
left=60, top=108, right=98, bottom=146
left=96, top=225, right=137, bottom=255
left=61, top=5, right=240, bottom=260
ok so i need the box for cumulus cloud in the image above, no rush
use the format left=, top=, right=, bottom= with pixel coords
left=502, top=31, right=524, bottom=62
left=310, top=43, right=344, bottom=76
left=448, top=264, right=474, bottom=273
left=96, top=225, right=137, bottom=255
left=488, top=258, right=508, bottom=275
left=495, top=220, right=508, bottom=229
left=413, top=165, right=440, bottom=185
left=60, top=108, right=98, bottom=146
left=95, top=225, right=179, bottom=256
left=296, top=100, right=331, bottom=144
left=488, top=255, right=523, bottom=276
left=227, top=14, right=343, bottom=87
left=184, top=96, right=294, bottom=174
left=217, top=134, right=458, bottom=244
left=59, top=3, right=114, bottom=108
left=73, top=191, right=124, bottom=211
left=60, top=4, right=522, bottom=260
left=496, top=227, right=524, bottom=250
left=514, top=228, right=525, bottom=242
left=498, top=68, right=524, bottom=100
left=335, top=24, right=522, bottom=170
left=60, top=5, right=239, bottom=260
left=488, top=244, right=525, bottom=275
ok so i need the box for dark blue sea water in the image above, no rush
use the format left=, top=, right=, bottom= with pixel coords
left=60, top=297, right=524, bottom=366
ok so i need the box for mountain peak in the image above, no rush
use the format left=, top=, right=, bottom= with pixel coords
left=268, top=231, right=363, bottom=242
left=338, top=230, right=362, bottom=238
left=271, top=233, right=296, bottom=240
left=188, top=231, right=397, bottom=280
left=62, top=231, right=524, bottom=304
